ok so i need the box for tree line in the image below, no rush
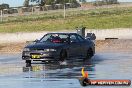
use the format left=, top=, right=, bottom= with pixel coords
left=0, top=4, right=9, bottom=10
left=0, top=0, right=119, bottom=10
left=93, top=0, right=119, bottom=6
left=23, top=0, right=78, bottom=7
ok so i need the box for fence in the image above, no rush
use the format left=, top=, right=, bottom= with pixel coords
left=0, top=3, right=132, bottom=34
left=0, top=3, right=82, bottom=22
left=0, top=3, right=131, bottom=23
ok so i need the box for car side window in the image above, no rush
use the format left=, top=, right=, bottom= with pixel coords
left=40, top=34, right=51, bottom=42
left=70, top=34, right=79, bottom=43
left=77, top=35, right=85, bottom=42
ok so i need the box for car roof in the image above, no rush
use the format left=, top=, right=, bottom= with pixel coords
left=47, top=33, right=78, bottom=35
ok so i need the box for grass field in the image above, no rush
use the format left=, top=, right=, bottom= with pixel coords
left=0, top=6, right=132, bottom=33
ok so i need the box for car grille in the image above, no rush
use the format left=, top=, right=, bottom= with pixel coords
left=30, top=49, right=44, bottom=52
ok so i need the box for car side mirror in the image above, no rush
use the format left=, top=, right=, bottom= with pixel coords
left=85, top=37, right=91, bottom=40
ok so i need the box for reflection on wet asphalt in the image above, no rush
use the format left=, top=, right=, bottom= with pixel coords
left=0, top=52, right=131, bottom=88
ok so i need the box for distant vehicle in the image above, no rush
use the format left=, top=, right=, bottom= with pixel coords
left=22, top=33, right=95, bottom=65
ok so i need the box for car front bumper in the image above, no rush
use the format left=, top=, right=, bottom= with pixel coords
left=22, top=51, right=60, bottom=61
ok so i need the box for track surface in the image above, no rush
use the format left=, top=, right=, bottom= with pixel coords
left=0, top=40, right=132, bottom=88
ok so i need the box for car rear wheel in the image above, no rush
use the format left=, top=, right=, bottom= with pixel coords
left=60, top=50, right=67, bottom=62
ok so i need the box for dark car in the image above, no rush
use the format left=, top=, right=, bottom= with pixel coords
left=22, top=33, right=95, bottom=65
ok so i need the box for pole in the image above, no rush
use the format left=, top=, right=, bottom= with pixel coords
left=64, top=4, right=66, bottom=19
left=32, top=6, right=34, bottom=15
left=0, top=10, right=3, bottom=22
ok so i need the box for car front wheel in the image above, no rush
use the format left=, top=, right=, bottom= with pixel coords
left=26, top=60, right=31, bottom=67
left=60, top=50, right=67, bottom=62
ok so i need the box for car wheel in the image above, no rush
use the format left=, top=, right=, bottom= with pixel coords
left=86, top=48, right=93, bottom=59
left=26, top=60, right=31, bottom=67
left=60, top=50, right=67, bottom=62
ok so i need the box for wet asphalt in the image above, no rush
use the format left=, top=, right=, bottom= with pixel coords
left=0, top=52, right=132, bottom=88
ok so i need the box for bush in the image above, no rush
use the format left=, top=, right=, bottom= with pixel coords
left=93, top=0, right=119, bottom=6
left=0, top=4, right=9, bottom=10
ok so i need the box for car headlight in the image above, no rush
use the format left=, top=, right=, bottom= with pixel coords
left=23, top=48, right=30, bottom=52
left=44, top=49, right=56, bottom=52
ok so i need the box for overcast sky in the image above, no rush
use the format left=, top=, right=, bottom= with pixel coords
left=0, top=0, right=132, bottom=7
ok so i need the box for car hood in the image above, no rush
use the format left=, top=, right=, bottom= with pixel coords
left=25, top=42, right=66, bottom=49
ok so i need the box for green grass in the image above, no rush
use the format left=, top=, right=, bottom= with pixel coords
left=0, top=7, right=132, bottom=33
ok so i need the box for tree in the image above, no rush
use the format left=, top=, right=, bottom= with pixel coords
left=45, top=0, right=54, bottom=5
left=79, top=0, right=86, bottom=3
left=0, top=4, right=9, bottom=10
left=23, top=0, right=30, bottom=7
left=24, top=0, right=79, bottom=6
left=55, top=0, right=69, bottom=4
left=30, top=0, right=46, bottom=6
left=103, top=0, right=118, bottom=4
left=93, top=0, right=119, bottom=6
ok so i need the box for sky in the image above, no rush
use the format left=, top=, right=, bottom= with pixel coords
left=0, top=0, right=132, bottom=7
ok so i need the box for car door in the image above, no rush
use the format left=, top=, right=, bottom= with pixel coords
left=68, top=34, right=81, bottom=57
left=76, top=34, right=88, bottom=57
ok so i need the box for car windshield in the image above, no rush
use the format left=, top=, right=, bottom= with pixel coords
left=39, top=34, right=69, bottom=43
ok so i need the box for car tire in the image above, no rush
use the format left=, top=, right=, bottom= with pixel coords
left=60, top=50, right=67, bottom=62
left=26, top=60, right=31, bottom=67
left=86, top=48, right=93, bottom=59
